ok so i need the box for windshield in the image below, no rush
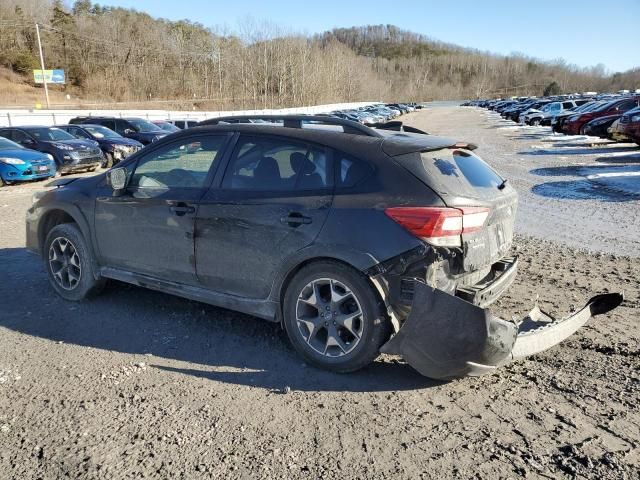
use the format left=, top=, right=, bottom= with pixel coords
left=83, top=125, right=122, bottom=139
left=156, top=122, right=181, bottom=132
left=126, top=119, right=163, bottom=132
left=582, top=101, right=605, bottom=112
left=0, top=137, right=23, bottom=150
left=572, top=102, right=595, bottom=113
left=594, top=100, right=626, bottom=112
left=28, top=127, right=75, bottom=141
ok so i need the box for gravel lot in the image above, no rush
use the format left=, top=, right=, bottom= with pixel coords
left=1, top=107, right=638, bottom=479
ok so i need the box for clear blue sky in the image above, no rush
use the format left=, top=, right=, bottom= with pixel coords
left=104, top=0, right=639, bottom=72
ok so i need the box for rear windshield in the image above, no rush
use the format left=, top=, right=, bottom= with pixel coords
left=395, top=149, right=504, bottom=200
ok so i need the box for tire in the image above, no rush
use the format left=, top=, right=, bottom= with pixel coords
left=44, top=223, right=105, bottom=301
left=0, top=176, right=5, bottom=187
left=531, top=118, right=541, bottom=126
left=283, top=261, right=391, bottom=373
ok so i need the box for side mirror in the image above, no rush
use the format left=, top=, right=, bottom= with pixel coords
left=123, top=128, right=135, bottom=135
left=106, top=167, right=127, bottom=192
left=23, top=138, right=36, bottom=146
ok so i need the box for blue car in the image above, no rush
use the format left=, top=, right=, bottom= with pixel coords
left=0, top=136, right=56, bottom=187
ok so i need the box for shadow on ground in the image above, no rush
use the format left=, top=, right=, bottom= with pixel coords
left=520, top=145, right=639, bottom=156
left=596, top=152, right=640, bottom=164
left=0, top=248, right=437, bottom=393
left=530, top=164, right=640, bottom=201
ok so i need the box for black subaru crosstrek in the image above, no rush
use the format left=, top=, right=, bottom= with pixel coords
left=25, top=116, right=621, bottom=379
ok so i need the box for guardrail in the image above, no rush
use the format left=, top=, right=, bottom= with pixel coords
left=0, top=102, right=378, bottom=127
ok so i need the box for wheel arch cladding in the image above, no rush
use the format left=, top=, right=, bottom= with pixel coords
left=39, top=209, right=77, bottom=253
left=38, top=206, right=96, bottom=273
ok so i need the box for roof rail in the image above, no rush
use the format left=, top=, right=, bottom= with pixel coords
left=197, top=114, right=383, bottom=137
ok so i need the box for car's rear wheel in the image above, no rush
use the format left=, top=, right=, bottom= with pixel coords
left=531, top=118, right=540, bottom=126
left=283, top=261, right=391, bottom=373
left=45, top=223, right=105, bottom=301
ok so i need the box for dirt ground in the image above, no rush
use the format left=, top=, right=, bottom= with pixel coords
left=0, top=107, right=639, bottom=479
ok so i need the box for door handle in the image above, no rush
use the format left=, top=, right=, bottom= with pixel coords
left=169, top=202, right=196, bottom=216
left=281, top=212, right=312, bottom=227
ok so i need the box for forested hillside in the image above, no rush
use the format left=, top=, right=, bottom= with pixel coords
left=0, top=0, right=638, bottom=109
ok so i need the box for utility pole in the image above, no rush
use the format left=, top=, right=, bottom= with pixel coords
left=35, top=23, right=50, bottom=109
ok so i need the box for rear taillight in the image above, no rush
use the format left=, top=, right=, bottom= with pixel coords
left=385, top=206, right=490, bottom=247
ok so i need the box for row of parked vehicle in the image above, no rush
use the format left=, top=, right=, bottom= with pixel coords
left=325, top=103, right=422, bottom=124
left=0, top=116, right=199, bottom=187
left=0, top=104, right=421, bottom=188
left=463, top=94, right=640, bottom=145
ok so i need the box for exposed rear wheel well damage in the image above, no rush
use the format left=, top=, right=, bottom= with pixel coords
left=39, top=210, right=76, bottom=256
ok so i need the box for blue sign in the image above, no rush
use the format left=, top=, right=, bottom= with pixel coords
left=33, top=69, right=65, bottom=84
left=50, top=69, right=65, bottom=84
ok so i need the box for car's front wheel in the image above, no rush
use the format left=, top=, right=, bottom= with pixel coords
left=45, top=223, right=105, bottom=301
left=283, top=261, right=391, bottom=373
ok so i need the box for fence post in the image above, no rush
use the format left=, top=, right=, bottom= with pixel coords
left=7, top=112, right=11, bottom=126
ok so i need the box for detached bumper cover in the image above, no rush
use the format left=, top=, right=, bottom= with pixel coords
left=380, top=281, right=623, bottom=380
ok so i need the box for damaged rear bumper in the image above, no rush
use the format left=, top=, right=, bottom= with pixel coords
left=380, top=281, right=623, bottom=380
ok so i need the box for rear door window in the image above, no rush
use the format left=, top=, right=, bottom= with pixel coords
left=222, top=136, right=331, bottom=191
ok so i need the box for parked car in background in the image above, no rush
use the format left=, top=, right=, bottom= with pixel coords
left=606, top=118, right=630, bottom=142
left=0, top=126, right=102, bottom=174
left=562, top=97, right=640, bottom=135
left=57, top=124, right=143, bottom=168
left=152, top=120, right=182, bottom=133
left=69, top=116, right=169, bottom=145
left=618, top=106, right=640, bottom=145
left=166, top=119, right=199, bottom=129
left=581, top=114, right=624, bottom=139
left=537, top=100, right=590, bottom=126
left=517, top=101, right=553, bottom=123
left=551, top=101, right=604, bottom=133
left=0, top=136, right=56, bottom=187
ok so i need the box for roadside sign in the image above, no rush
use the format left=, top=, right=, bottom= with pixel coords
left=33, top=69, right=65, bottom=84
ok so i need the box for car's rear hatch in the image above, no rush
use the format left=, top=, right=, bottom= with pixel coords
left=384, top=135, right=517, bottom=272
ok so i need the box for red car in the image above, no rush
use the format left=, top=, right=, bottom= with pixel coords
left=562, top=97, right=640, bottom=135
left=618, top=106, right=640, bottom=145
